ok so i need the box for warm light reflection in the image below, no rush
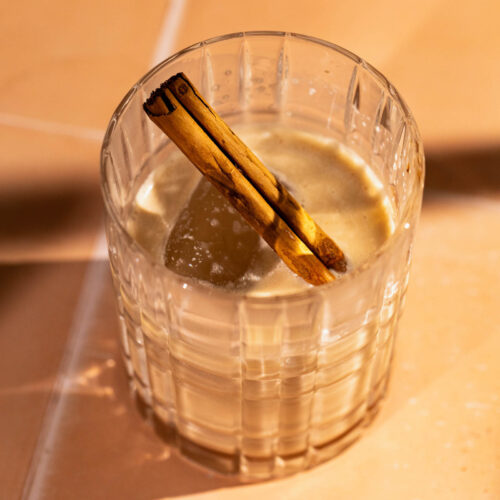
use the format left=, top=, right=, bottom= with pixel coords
left=0, top=358, right=118, bottom=399
left=73, top=358, right=117, bottom=398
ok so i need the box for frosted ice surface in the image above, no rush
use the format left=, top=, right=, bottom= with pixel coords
left=164, top=178, right=273, bottom=288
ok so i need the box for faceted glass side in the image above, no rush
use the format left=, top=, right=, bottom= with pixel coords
left=101, top=32, right=424, bottom=480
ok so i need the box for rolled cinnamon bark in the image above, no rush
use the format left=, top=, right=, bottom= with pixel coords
left=166, top=73, right=347, bottom=273
left=143, top=77, right=347, bottom=285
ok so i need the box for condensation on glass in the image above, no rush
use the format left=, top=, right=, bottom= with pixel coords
left=101, top=32, right=424, bottom=480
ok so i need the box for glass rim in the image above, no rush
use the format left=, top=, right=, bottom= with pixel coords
left=100, top=30, right=424, bottom=304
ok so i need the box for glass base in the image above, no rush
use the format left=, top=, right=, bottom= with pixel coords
left=129, top=367, right=390, bottom=481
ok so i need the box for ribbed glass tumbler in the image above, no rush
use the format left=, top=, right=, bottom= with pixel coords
left=101, top=32, right=424, bottom=480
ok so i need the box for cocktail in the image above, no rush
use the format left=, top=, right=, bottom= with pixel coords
left=101, top=32, right=424, bottom=480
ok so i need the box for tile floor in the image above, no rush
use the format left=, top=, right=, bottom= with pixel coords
left=1, top=1, right=499, bottom=498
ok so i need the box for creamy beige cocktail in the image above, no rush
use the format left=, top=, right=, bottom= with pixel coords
left=129, top=126, right=393, bottom=295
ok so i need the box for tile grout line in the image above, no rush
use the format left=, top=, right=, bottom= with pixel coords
left=0, top=0, right=186, bottom=142
left=150, top=0, right=187, bottom=67
left=20, top=234, right=108, bottom=500
left=20, top=1, right=187, bottom=497
left=0, top=112, right=105, bottom=142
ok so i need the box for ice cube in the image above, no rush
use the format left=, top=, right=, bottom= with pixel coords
left=164, top=178, right=262, bottom=287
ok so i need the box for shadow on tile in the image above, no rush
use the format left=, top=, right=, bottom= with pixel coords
left=0, top=180, right=102, bottom=260
left=424, top=144, right=500, bottom=200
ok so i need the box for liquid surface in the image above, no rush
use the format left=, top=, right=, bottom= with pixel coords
left=128, top=126, right=393, bottom=295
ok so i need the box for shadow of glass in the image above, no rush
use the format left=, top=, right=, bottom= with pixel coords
left=0, top=180, right=102, bottom=257
left=424, top=144, right=500, bottom=200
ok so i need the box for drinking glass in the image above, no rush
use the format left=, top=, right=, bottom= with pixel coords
left=101, top=31, right=424, bottom=480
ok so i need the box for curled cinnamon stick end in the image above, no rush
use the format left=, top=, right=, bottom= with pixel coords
left=143, top=74, right=347, bottom=285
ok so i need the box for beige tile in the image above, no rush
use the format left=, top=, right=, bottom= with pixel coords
left=174, top=0, right=500, bottom=146
left=0, top=261, right=92, bottom=499
left=0, top=0, right=170, bottom=129
left=174, top=0, right=437, bottom=57
left=373, top=0, right=500, bottom=146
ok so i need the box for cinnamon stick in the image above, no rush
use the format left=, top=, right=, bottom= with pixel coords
left=143, top=77, right=346, bottom=286
left=165, top=73, right=347, bottom=273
